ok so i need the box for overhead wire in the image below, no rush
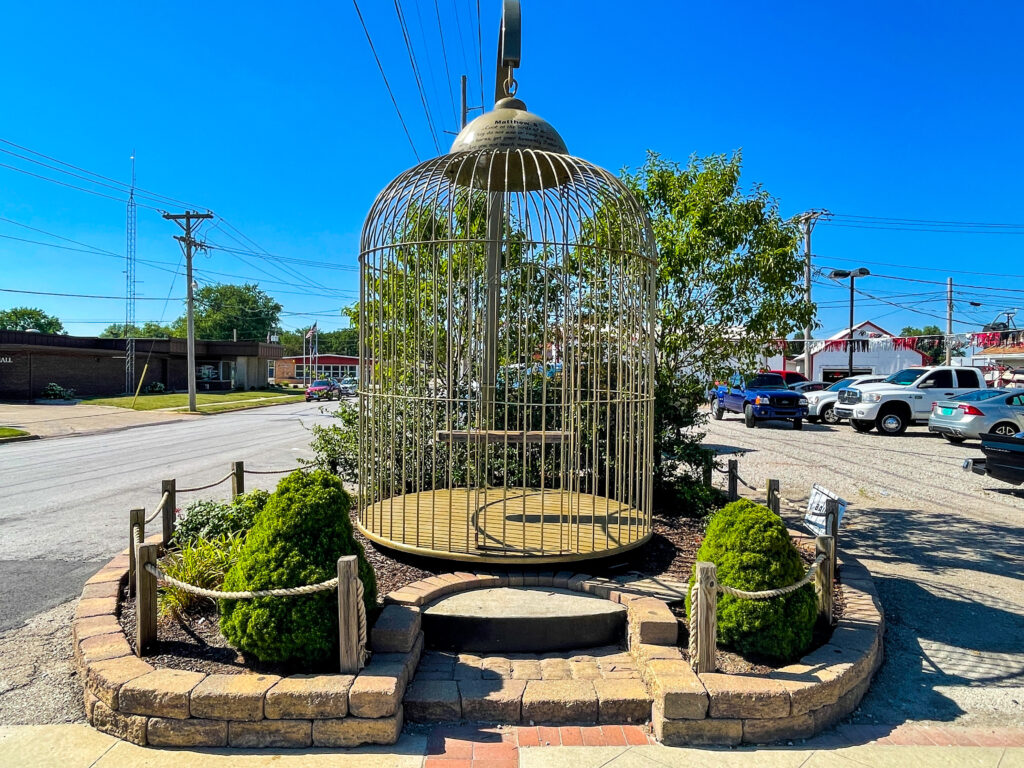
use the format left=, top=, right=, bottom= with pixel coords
left=433, top=0, right=460, bottom=129
left=394, top=0, right=443, bottom=154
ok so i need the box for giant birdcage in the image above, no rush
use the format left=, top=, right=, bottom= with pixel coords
left=356, top=2, right=656, bottom=564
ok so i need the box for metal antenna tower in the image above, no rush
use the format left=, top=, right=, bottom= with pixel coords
left=125, top=151, right=137, bottom=394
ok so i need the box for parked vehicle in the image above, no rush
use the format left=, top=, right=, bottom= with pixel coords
left=964, top=432, right=1024, bottom=485
left=928, top=388, right=1021, bottom=442
left=791, top=380, right=828, bottom=394
left=805, top=375, right=886, bottom=425
left=710, top=373, right=809, bottom=429
left=305, top=379, right=339, bottom=401
left=764, top=369, right=808, bottom=387
left=338, top=376, right=357, bottom=396
left=834, top=366, right=987, bottom=435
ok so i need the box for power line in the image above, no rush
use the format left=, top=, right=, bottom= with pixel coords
left=475, top=0, right=483, bottom=108
left=433, top=0, right=460, bottom=129
left=394, top=0, right=443, bottom=154
left=351, top=0, right=421, bottom=161
left=0, top=287, right=183, bottom=300
left=829, top=212, right=1024, bottom=229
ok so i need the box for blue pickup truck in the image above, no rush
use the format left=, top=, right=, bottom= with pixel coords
left=710, top=373, right=809, bottom=429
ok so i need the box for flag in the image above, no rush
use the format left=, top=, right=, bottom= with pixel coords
left=305, top=322, right=318, bottom=339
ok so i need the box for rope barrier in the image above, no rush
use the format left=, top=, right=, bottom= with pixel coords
left=145, top=492, right=171, bottom=524
left=143, top=562, right=338, bottom=599
left=177, top=472, right=234, bottom=493
left=356, top=580, right=368, bottom=666
left=242, top=467, right=297, bottom=475
left=133, top=523, right=142, bottom=545
left=687, top=582, right=698, bottom=663
left=716, top=554, right=825, bottom=599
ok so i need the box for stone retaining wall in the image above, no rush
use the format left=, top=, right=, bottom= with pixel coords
left=72, top=541, right=417, bottom=748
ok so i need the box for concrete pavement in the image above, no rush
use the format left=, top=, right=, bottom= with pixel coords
left=3, top=724, right=1024, bottom=768
left=0, top=402, right=196, bottom=439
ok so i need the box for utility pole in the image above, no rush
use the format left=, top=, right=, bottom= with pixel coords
left=461, top=74, right=468, bottom=129
left=946, top=276, right=953, bottom=364
left=799, top=210, right=830, bottom=379
left=162, top=211, right=214, bottom=413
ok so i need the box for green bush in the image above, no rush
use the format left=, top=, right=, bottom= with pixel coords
left=173, top=490, right=269, bottom=546
left=40, top=382, right=75, bottom=399
left=687, top=499, right=816, bottom=662
left=219, top=470, right=377, bottom=667
left=159, top=534, right=244, bottom=619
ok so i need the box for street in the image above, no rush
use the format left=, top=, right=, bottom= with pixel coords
left=0, top=401, right=337, bottom=631
left=705, top=414, right=1024, bottom=727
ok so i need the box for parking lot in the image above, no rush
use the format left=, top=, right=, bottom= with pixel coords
left=705, top=412, right=1024, bottom=727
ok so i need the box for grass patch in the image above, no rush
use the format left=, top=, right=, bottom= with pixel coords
left=174, top=394, right=307, bottom=414
left=0, top=427, right=29, bottom=439
left=82, top=389, right=296, bottom=411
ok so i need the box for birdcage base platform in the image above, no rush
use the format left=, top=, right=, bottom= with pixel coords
left=358, top=488, right=651, bottom=564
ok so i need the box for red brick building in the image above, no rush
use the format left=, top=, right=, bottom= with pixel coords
left=0, top=330, right=283, bottom=400
left=271, top=354, right=359, bottom=386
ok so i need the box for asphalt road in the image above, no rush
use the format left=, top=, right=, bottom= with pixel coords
left=0, top=401, right=338, bottom=631
left=705, top=414, right=1024, bottom=726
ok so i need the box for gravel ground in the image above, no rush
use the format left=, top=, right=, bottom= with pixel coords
left=705, top=412, right=1024, bottom=727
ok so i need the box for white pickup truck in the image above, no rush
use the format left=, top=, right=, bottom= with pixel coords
left=833, top=366, right=987, bottom=435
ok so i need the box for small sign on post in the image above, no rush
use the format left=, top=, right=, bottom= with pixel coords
left=804, top=484, right=847, bottom=537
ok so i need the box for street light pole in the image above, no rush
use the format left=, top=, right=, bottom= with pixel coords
left=828, top=267, right=870, bottom=378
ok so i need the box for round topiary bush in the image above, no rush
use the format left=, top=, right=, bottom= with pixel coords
left=219, top=470, right=377, bottom=667
left=687, top=499, right=816, bottom=662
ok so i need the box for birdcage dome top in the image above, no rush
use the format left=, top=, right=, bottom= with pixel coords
left=450, top=97, right=567, bottom=155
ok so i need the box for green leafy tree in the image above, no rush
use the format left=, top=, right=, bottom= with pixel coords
left=99, top=321, right=176, bottom=338
left=899, top=324, right=953, bottom=364
left=280, top=326, right=358, bottom=356
left=172, top=283, right=282, bottom=341
left=620, top=152, right=814, bottom=503
left=0, top=306, right=65, bottom=334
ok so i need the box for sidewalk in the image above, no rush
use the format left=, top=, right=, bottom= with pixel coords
left=0, top=403, right=197, bottom=439
left=3, top=723, right=1023, bottom=768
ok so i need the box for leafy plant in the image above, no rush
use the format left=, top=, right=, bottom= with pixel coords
left=219, top=470, right=377, bottom=667
left=40, top=382, right=75, bottom=400
left=143, top=381, right=166, bottom=394
left=173, top=490, right=269, bottom=546
left=158, top=534, right=244, bottom=619
left=686, top=499, right=816, bottom=662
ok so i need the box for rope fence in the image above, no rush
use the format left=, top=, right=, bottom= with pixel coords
left=129, top=459, right=368, bottom=673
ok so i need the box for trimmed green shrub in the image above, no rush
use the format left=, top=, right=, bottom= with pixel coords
left=687, top=499, right=816, bottom=662
left=173, top=490, right=269, bottom=546
left=40, top=382, right=75, bottom=399
left=159, top=534, right=244, bottom=619
left=219, top=470, right=377, bottom=667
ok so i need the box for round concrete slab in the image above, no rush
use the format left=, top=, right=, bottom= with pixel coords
left=422, top=587, right=627, bottom=652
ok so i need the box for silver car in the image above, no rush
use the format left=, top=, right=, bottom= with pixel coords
left=805, top=375, right=886, bottom=425
left=928, top=388, right=1022, bottom=442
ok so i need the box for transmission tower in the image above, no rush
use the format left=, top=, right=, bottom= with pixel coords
left=125, top=152, right=137, bottom=394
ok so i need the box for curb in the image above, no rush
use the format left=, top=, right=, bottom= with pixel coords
left=0, top=433, right=40, bottom=444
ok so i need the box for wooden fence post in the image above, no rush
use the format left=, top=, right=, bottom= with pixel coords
left=767, top=479, right=780, bottom=515
left=161, top=479, right=176, bottom=546
left=815, top=535, right=834, bottom=626
left=693, top=561, right=718, bottom=673
left=128, top=508, right=145, bottom=597
left=337, top=555, right=360, bottom=674
left=136, top=542, right=158, bottom=656
left=231, top=461, right=245, bottom=498
left=727, top=460, right=738, bottom=501
left=702, top=452, right=713, bottom=489
left=825, top=498, right=840, bottom=576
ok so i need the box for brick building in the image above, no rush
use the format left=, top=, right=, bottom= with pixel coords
left=271, top=354, right=359, bottom=386
left=0, top=330, right=283, bottom=400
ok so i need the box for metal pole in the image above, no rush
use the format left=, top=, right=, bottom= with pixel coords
left=185, top=216, right=197, bottom=412
left=946, top=277, right=953, bottom=364
left=461, top=74, right=468, bottom=128
left=803, top=215, right=813, bottom=379
left=848, top=276, right=856, bottom=377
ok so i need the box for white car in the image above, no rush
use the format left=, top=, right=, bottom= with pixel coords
left=805, top=375, right=887, bottom=424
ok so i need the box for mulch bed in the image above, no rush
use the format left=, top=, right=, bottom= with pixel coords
left=116, top=508, right=842, bottom=676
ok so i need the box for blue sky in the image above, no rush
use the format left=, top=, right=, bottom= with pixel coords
left=2, top=1, right=1023, bottom=339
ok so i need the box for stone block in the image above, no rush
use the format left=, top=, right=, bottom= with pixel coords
left=458, top=679, right=525, bottom=722
left=92, top=700, right=147, bottom=745
left=349, top=668, right=403, bottom=718
left=264, top=674, right=354, bottom=719
left=375, top=632, right=424, bottom=682
left=85, top=566, right=127, bottom=586
left=536, top=571, right=555, bottom=587
left=84, top=689, right=99, bottom=721
left=769, top=662, right=849, bottom=716
left=73, top=615, right=122, bottom=644
left=566, top=573, right=592, bottom=591
left=511, top=659, right=543, bottom=680
left=521, top=680, right=598, bottom=724
left=371, top=604, right=421, bottom=653
left=507, top=571, right=525, bottom=586
left=404, top=679, right=461, bottom=722
left=580, top=579, right=615, bottom=599
left=627, top=598, right=678, bottom=646
left=632, top=643, right=684, bottom=666
left=84, top=655, right=155, bottom=710
left=742, top=713, right=814, bottom=743
left=147, top=717, right=227, bottom=747
left=80, top=580, right=121, bottom=600
left=568, top=660, right=603, bottom=680
left=644, top=659, right=707, bottom=720
left=540, top=658, right=572, bottom=680
left=312, top=708, right=403, bottom=747
left=593, top=678, right=651, bottom=723
left=480, top=656, right=511, bottom=679
left=700, top=673, right=790, bottom=719
left=120, top=669, right=206, bottom=719
left=653, top=706, right=742, bottom=747
left=75, top=597, right=118, bottom=620
left=553, top=571, right=575, bottom=589
left=384, top=587, right=429, bottom=606
left=229, top=719, right=312, bottom=748
left=809, top=673, right=871, bottom=732
left=77, top=633, right=132, bottom=664
left=189, top=673, right=280, bottom=721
